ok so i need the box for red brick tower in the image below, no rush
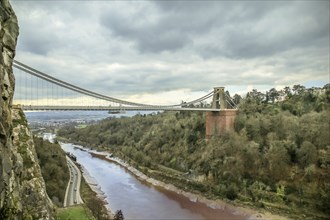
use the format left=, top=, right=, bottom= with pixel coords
left=205, top=87, right=237, bottom=139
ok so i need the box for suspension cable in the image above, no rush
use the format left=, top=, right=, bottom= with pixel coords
left=13, top=60, right=214, bottom=108
left=225, top=93, right=237, bottom=109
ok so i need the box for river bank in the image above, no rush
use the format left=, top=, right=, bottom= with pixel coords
left=73, top=144, right=289, bottom=220
left=79, top=169, right=114, bottom=220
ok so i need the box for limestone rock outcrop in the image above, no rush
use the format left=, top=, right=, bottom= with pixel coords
left=12, top=109, right=54, bottom=219
left=0, top=0, right=21, bottom=218
left=1, top=0, right=54, bottom=219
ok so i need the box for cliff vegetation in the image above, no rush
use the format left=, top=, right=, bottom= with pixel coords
left=33, top=137, right=70, bottom=207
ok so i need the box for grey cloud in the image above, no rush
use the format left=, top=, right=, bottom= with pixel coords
left=100, top=9, right=191, bottom=53
left=18, top=29, right=61, bottom=55
left=19, top=38, right=51, bottom=55
left=198, top=1, right=329, bottom=59
left=12, top=1, right=107, bottom=56
left=85, top=67, right=200, bottom=95
left=137, top=31, right=188, bottom=53
left=100, top=1, right=329, bottom=60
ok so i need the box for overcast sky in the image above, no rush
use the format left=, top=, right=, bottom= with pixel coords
left=11, top=0, right=330, bottom=105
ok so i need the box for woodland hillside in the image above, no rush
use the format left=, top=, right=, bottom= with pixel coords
left=34, top=137, right=70, bottom=207
left=58, top=84, right=330, bottom=219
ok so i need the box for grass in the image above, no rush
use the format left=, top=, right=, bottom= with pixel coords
left=56, top=205, right=95, bottom=220
left=75, top=124, right=88, bottom=129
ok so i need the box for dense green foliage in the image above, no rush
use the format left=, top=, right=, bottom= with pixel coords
left=34, top=137, right=70, bottom=207
left=58, top=84, right=330, bottom=219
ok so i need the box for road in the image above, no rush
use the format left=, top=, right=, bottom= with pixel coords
left=64, top=156, right=83, bottom=207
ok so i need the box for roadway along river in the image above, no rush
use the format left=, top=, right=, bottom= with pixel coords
left=64, top=156, right=83, bottom=207
left=61, top=143, right=250, bottom=220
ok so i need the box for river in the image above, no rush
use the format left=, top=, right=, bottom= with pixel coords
left=61, top=142, right=251, bottom=220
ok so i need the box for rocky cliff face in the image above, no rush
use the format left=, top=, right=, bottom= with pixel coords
left=0, top=0, right=54, bottom=219
left=12, top=109, right=54, bottom=219
left=0, top=0, right=21, bottom=218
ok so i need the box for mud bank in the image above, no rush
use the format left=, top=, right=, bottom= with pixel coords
left=81, top=165, right=114, bottom=217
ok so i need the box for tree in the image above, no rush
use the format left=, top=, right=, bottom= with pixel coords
left=245, top=116, right=261, bottom=143
left=233, top=94, right=242, bottom=105
left=265, top=141, right=290, bottom=181
left=283, top=86, right=292, bottom=98
left=114, top=210, right=124, bottom=220
left=247, top=89, right=266, bottom=104
left=297, top=141, right=318, bottom=168
left=268, top=88, right=280, bottom=103
left=292, top=84, right=305, bottom=95
left=241, top=141, right=261, bottom=178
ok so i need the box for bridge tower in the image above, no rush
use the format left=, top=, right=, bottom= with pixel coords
left=205, top=87, right=237, bottom=139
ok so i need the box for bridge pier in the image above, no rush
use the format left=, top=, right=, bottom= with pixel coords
left=205, top=110, right=237, bottom=139
left=205, top=87, right=237, bottom=139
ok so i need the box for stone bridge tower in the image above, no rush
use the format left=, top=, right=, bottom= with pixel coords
left=205, top=87, right=237, bottom=139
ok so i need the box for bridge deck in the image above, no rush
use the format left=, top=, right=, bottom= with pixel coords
left=15, top=105, right=233, bottom=112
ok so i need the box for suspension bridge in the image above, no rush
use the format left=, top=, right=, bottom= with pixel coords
left=12, top=60, right=237, bottom=112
